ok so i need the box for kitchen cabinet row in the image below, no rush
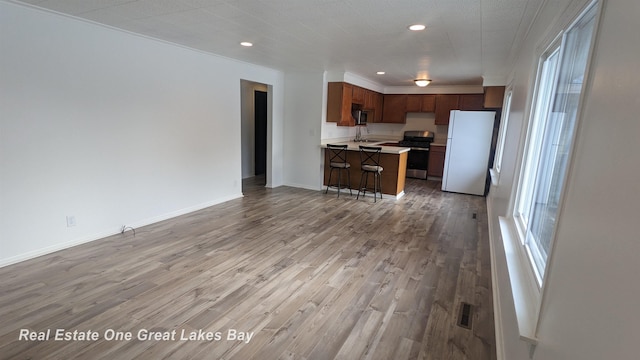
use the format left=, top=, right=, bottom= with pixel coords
left=326, top=82, right=505, bottom=126
left=326, top=82, right=384, bottom=126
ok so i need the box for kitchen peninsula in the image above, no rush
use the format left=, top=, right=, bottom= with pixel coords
left=321, top=141, right=410, bottom=198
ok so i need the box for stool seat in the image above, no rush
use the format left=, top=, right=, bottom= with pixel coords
left=361, top=164, right=382, bottom=172
left=330, top=162, right=351, bottom=169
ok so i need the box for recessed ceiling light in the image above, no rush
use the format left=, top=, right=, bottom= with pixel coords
left=240, top=42, right=253, bottom=47
left=408, top=24, right=426, bottom=31
left=377, top=71, right=385, bottom=75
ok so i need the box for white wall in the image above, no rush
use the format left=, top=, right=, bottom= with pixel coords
left=487, top=0, right=640, bottom=359
left=282, top=72, right=325, bottom=190
left=0, top=2, right=284, bottom=266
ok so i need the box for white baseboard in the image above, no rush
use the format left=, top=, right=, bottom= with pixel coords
left=0, top=193, right=242, bottom=268
left=0, top=229, right=124, bottom=269
left=125, top=194, right=242, bottom=230
left=284, top=182, right=323, bottom=191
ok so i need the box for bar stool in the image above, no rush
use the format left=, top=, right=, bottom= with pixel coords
left=357, top=146, right=383, bottom=202
left=324, top=144, right=352, bottom=197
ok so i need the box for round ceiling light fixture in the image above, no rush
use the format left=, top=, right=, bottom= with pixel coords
left=408, top=24, right=426, bottom=31
left=414, top=79, right=431, bottom=87
left=240, top=41, right=253, bottom=47
left=377, top=71, right=386, bottom=75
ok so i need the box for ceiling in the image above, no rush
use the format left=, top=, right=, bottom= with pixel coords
left=15, top=0, right=541, bottom=87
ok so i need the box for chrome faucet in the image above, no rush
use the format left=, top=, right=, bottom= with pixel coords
left=354, top=126, right=363, bottom=142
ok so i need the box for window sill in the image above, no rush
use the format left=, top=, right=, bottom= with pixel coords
left=498, top=216, right=540, bottom=345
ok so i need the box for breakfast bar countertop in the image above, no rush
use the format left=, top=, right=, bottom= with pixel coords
left=322, top=138, right=410, bottom=197
left=320, top=139, right=410, bottom=155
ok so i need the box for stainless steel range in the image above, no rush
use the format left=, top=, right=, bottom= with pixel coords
left=399, top=131, right=435, bottom=179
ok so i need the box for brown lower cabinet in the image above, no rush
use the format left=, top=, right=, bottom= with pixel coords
left=428, top=145, right=446, bottom=177
left=324, top=148, right=408, bottom=196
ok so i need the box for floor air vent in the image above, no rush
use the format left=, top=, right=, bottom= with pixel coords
left=457, top=302, right=473, bottom=329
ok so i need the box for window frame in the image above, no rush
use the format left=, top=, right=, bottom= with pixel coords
left=514, top=40, right=563, bottom=285
left=498, top=0, right=601, bottom=345
left=490, top=87, right=513, bottom=185
left=512, top=0, right=600, bottom=287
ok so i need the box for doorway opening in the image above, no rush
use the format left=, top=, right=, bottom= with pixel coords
left=254, top=90, right=267, bottom=180
left=240, top=80, right=270, bottom=193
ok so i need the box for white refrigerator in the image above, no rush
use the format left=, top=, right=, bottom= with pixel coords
left=441, top=110, right=496, bottom=196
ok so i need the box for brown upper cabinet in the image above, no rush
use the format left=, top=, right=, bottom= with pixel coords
left=434, top=95, right=460, bottom=125
left=327, top=82, right=384, bottom=126
left=459, top=94, right=485, bottom=110
left=363, top=89, right=376, bottom=110
left=406, top=95, right=420, bottom=112
left=484, top=86, right=506, bottom=108
left=365, top=91, right=384, bottom=123
left=327, top=81, right=505, bottom=126
left=352, top=85, right=366, bottom=105
left=406, top=94, right=436, bottom=112
left=374, top=92, right=384, bottom=122
left=380, top=94, right=435, bottom=124
left=382, top=95, right=408, bottom=123
left=326, top=82, right=354, bottom=126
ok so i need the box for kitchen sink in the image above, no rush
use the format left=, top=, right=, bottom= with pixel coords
left=377, top=142, right=402, bottom=146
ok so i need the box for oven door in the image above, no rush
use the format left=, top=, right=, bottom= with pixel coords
left=406, top=147, right=429, bottom=179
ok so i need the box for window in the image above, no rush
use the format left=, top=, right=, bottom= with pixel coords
left=493, top=89, right=513, bottom=176
left=514, top=3, right=598, bottom=284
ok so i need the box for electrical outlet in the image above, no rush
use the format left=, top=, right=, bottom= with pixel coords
left=66, top=216, right=76, bottom=227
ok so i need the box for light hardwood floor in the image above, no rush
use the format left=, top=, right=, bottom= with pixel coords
left=0, top=178, right=495, bottom=360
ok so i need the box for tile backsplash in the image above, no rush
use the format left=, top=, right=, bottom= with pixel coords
left=365, top=112, right=448, bottom=142
left=321, top=112, right=449, bottom=143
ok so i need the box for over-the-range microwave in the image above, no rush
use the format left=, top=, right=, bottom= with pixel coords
left=351, top=109, right=367, bottom=125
